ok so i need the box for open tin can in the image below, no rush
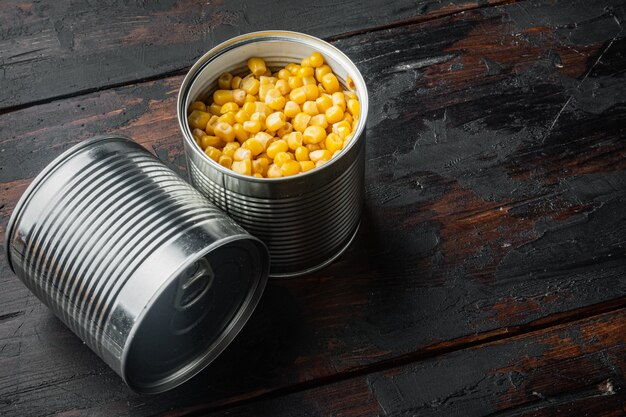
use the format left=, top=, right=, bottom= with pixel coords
left=178, top=31, right=369, bottom=278
left=4, top=136, right=269, bottom=393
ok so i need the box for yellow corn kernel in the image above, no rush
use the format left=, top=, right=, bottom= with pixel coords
left=285, top=131, right=303, bottom=150
left=303, top=125, right=327, bottom=144
left=191, top=128, right=205, bottom=141
left=213, top=90, right=234, bottom=106
left=247, top=57, right=267, bottom=77
left=218, top=112, right=236, bottom=125
left=218, top=72, right=233, bottom=89
left=241, top=76, right=260, bottom=95
left=253, top=173, right=264, bottom=178
left=201, top=135, right=223, bottom=150
left=284, top=101, right=301, bottom=118
left=274, top=151, right=293, bottom=166
left=233, top=89, right=246, bottom=106
left=306, top=143, right=321, bottom=152
left=233, top=147, right=252, bottom=161
left=303, top=84, right=319, bottom=100
left=222, top=142, right=240, bottom=157
left=275, top=79, right=290, bottom=96
left=285, top=63, right=297, bottom=73
left=218, top=154, right=233, bottom=169
left=253, top=102, right=270, bottom=115
left=254, top=131, right=274, bottom=149
left=277, top=122, right=293, bottom=138
left=292, top=112, right=311, bottom=132
left=309, top=51, right=324, bottom=68
left=325, top=132, right=343, bottom=153
left=232, top=160, right=252, bottom=176
left=259, top=75, right=277, bottom=85
left=321, top=73, right=340, bottom=94
left=235, top=110, right=249, bottom=124
left=267, top=164, right=282, bottom=178
left=347, top=99, right=360, bottom=117
left=277, top=69, right=290, bottom=80
left=189, top=101, right=207, bottom=113
left=302, top=101, right=319, bottom=116
left=343, top=113, right=354, bottom=125
left=214, top=122, right=236, bottom=142
left=245, top=93, right=256, bottom=102
left=332, top=120, right=352, bottom=139
left=205, top=115, right=219, bottom=134
left=325, top=105, right=344, bottom=124
left=242, top=102, right=256, bottom=116
left=345, top=91, right=358, bottom=101
left=302, top=76, right=317, bottom=86
left=300, top=160, right=315, bottom=172
left=243, top=119, right=262, bottom=134
left=204, top=146, right=222, bottom=162
left=243, top=138, right=265, bottom=156
left=209, top=103, right=222, bottom=115
left=315, top=160, right=328, bottom=168
left=281, top=160, right=301, bottom=177
left=289, top=87, right=307, bottom=105
left=220, top=102, right=239, bottom=114
left=295, top=146, right=309, bottom=162
left=265, top=89, right=286, bottom=110
left=315, top=65, right=332, bottom=83
left=309, top=114, right=328, bottom=129
left=309, top=149, right=332, bottom=162
left=301, top=57, right=311, bottom=67
left=253, top=157, right=269, bottom=174
left=288, top=76, right=303, bottom=90
left=315, top=95, right=333, bottom=113
left=188, top=110, right=211, bottom=130
left=231, top=76, right=242, bottom=90
left=233, top=123, right=249, bottom=143
left=259, top=83, right=273, bottom=101
left=332, top=92, right=346, bottom=110
left=298, top=66, right=314, bottom=78
left=263, top=68, right=272, bottom=76
left=250, top=112, right=267, bottom=130
left=266, top=140, right=288, bottom=159
left=266, top=112, right=286, bottom=131
left=346, top=75, right=356, bottom=90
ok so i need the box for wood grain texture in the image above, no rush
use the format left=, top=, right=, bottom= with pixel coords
left=0, top=0, right=511, bottom=111
left=194, top=309, right=626, bottom=417
left=1, top=0, right=625, bottom=416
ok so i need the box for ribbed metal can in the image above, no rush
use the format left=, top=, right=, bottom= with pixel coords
left=178, top=31, right=369, bottom=277
left=4, top=135, right=269, bottom=393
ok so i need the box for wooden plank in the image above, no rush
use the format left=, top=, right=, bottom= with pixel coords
left=0, top=0, right=511, bottom=111
left=188, top=309, right=626, bottom=417
left=1, top=0, right=625, bottom=415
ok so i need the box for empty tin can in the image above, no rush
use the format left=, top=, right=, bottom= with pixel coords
left=4, top=135, right=269, bottom=393
left=178, top=31, right=369, bottom=278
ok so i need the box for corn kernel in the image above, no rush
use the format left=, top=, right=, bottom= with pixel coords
left=243, top=138, right=265, bottom=156
left=303, top=125, right=326, bottom=144
left=285, top=63, right=297, bottom=74
left=303, top=84, right=319, bottom=100
left=259, top=83, right=272, bottom=101
left=309, top=114, right=328, bottom=129
left=300, top=160, right=315, bottom=172
left=218, top=112, right=236, bottom=125
left=241, top=76, right=260, bottom=95
left=315, top=95, right=333, bottom=113
left=231, top=76, right=242, bottom=90
left=285, top=131, right=303, bottom=150
left=325, top=133, right=344, bottom=153
left=332, top=92, right=346, bottom=110
left=232, top=160, right=252, bottom=175
left=298, top=66, right=314, bottom=78
left=309, top=149, right=332, bottom=162
left=277, top=122, right=293, bottom=138
left=188, top=110, right=211, bottom=130
left=289, top=87, right=307, bottom=104
left=218, top=154, right=233, bottom=169
left=205, top=146, right=222, bottom=162
left=250, top=112, right=267, bottom=130
left=315, top=160, right=328, bottom=168
left=343, top=113, right=354, bottom=125
left=209, top=103, right=222, bottom=115
left=332, top=120, right=352, bottom=139
left=302, top=76, right=317, bottom=85
left=306, top=143, right=321, bottom=152
left=315, top=65, right=332, bottom=82
left=267, top=164, right=282, bottom=178
left=346, top=75, right=356, bottom=90
left=275, top=79, right=290, bottom=95
left=301, top=57, right=311, bottom=67
left=281, top=160, right=301, bottom=176
left=214, top=122, right=236, bottom=142
left=288, top=76, right=303, bottom=90
left=243, top=119, right=261, bottom=134
left=247, top=57, right=267, bottom=77
left=274, top=151, right=293, bottom=166
left=205, top=115, right=219, bottom=134
left=345, top=91, right=358, bottom=101
left=253, top=102, right=270, bottom=115
left=302, top=101, right=319, bottom=116
left=201, top=135, right=223, bottom=149
left=325, top=105, right=344, bottom=124
left=220, top=102, right=239, bottom=114
left=218, top=72, right=233, bottom=89
left=309, top=52, right=324, bottom=67
left=292, top=112, right=311, bottom=132
left=233, top=147, right=252, bottom=161
left=245, top=93, right=256, bottom=102
left=222, top=142, right=240, bottom=157
left=253, top=173, right=264, bottom=178
left=242, top=102, right=256, bottom=116
left=260, top=76, right=277, bottom=85
left=284, top=101, right=301, bottom=118
left=347, top=99, right=360, bottom=117
left=265, top=88, right=286, bottom=110
left=253, top=157, right=269, bottom=175
left=213, top=90, right=234, bottom=106
left=191, top=128, right=205, bottom=141
left=235, top=110, right=249, bottom=124
left=255, top=131, right=273, bottom=149
left=189, top=101, right=207, bottom=113
left=233, top=123, right=249, bottom=143
left=266, top=111, right=286, bottom=131
left=320, top=73, right=339, bottom=94
left=266, top=140, right=288, bottom=159
left=277, top=69, right=290, bottom=80
left=295, top=146, right=309, bottom=161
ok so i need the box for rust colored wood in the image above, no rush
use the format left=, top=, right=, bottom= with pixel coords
left=0, top=0, right=513, bottom=111
left=0, top=0, right=625, bottom=416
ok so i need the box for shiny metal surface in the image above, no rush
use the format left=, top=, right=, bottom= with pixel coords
left=178, top=31, right=369, bottom=277
left=4, top=135, right=269, bottom=393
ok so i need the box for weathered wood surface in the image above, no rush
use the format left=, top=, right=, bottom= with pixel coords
left=1, top=0, right=625, bottom=416
left=0, top=0, right=510, bottom=111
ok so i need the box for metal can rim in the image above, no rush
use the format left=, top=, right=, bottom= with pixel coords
left=177, top=30, right=369, bottom=183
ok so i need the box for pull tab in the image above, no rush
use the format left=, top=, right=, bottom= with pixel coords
left=174, top=258, right=214, bottom=311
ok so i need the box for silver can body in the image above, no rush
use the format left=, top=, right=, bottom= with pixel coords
left=178, top=31, right=369, bottom=277
left=4, top=135, right=269, bottom=393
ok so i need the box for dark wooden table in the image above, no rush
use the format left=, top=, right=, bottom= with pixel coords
left=1, top=1, right=625, bottom=416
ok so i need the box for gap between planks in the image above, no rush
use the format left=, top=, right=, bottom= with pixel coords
left=0, top=0, right=529, bottom=117
left=160, top=296, right=626, bottom=416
